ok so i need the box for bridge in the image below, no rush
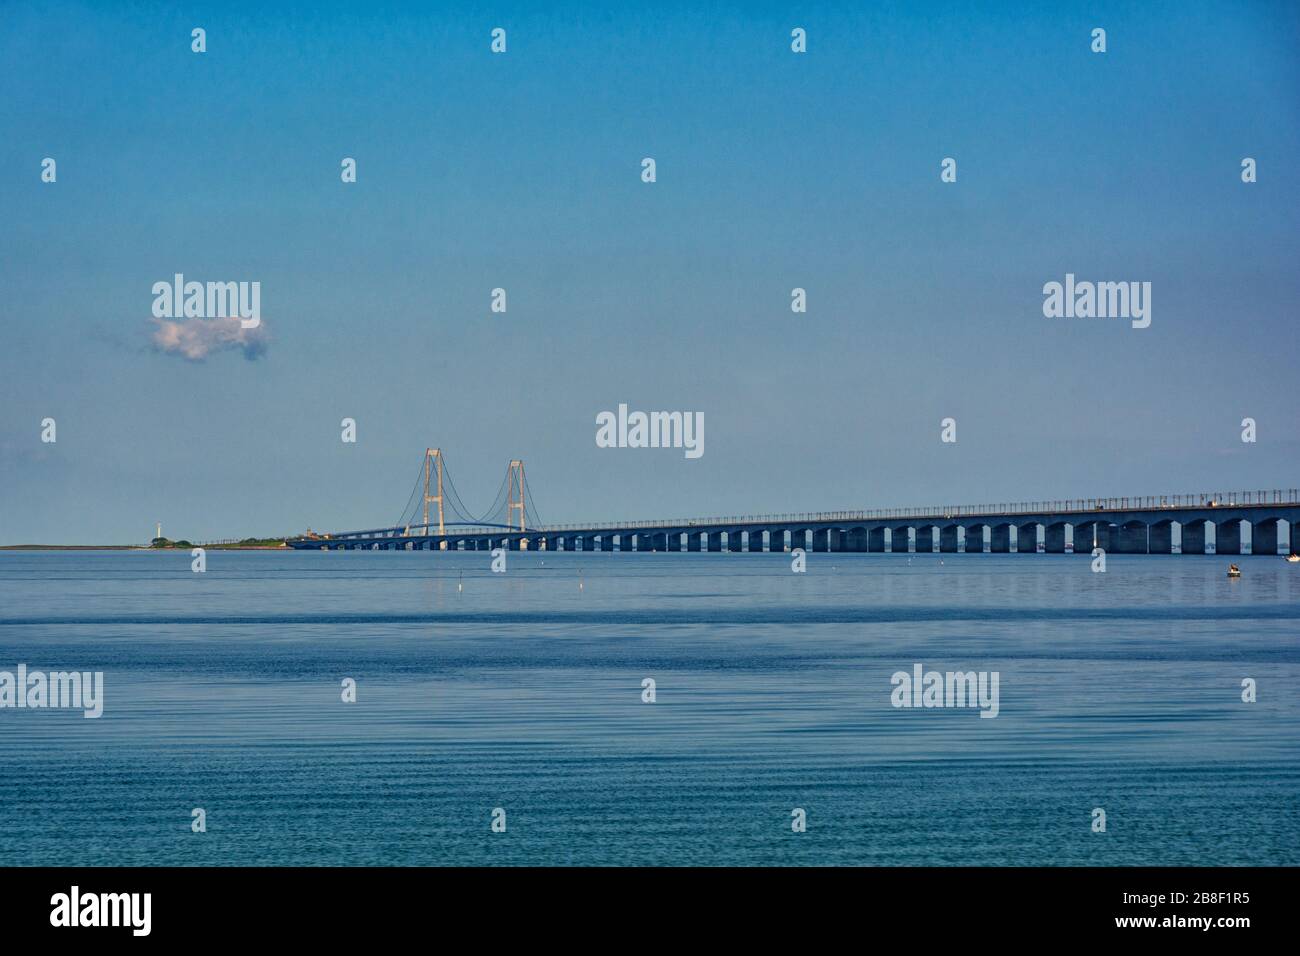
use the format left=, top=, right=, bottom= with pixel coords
left=289, top=450, right=1300, bottom=556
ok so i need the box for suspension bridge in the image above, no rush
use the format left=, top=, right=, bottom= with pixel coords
left=287, top=449, right=1300, bottom=556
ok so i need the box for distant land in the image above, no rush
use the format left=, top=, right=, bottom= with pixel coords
left=0, top=536, right=292, bottom=551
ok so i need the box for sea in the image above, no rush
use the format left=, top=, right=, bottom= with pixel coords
left=0, top=549, right=1296, bottom=866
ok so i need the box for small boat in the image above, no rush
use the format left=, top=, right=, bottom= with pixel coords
left=1227, top=564, right=1241, bottom=578
left=1287, top=554, right=1300, bottom=563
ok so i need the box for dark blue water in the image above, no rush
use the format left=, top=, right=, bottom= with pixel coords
left=1, top=550, right=1296, bottom=866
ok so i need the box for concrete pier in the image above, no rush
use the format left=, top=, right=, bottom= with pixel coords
left=915, top=527, right=934, bottom=552
left=870, top=527, right=887, bottom=552
left=1252, top=519, right=1278, bottom=555
left=1073, top=522, right=1110, bottom=553
left=1216, top=520, right=1241, bottom=555
left=940, top=526, right=959, bottom=552
left=1113, top=521, right=1148, bottom=554
left=1149, top=521, right=1173, bottom=554
left=1181, top=520, right=1205, bottom=554
left=1045, top=523, right=1066, bottom=553
left=1017, top=523, right=1038, bottom=553
left=990, top=524, right=1012, bottom=553
left=964, top=525, right=985, bottom=553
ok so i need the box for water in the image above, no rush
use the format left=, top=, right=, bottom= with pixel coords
left=1, top=550, right=1296, bottom=866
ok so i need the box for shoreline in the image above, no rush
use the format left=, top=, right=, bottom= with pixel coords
left=0, top=544, right=290, bottom=551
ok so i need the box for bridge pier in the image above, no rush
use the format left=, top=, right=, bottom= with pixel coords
left=990, top=524, right=1012, bottom=553
left=728, top=531, right=745, bottom=553
left=707, top=532, right=723, bottom=552
left=1216, top=520, right=1241, bottom=555
left=1041, top=524, right=1065, bottom=553
left=1017, top=523, right=1038, bottom=553
left=939, top=526, right=958, bottom=552
left=580, top=536, right=594, bottom=552
left=768, top=529, right=785, bottom=552
left=914, top=527, right=934, bottom=553
left=666, top=532, right=682, bottom=552
left=811, top=529, right=830, bottom=553
left=748, top=530, right=765, bottom=552
left=1293, top=520, right=1300, bottom=557
left=1073, top=522, right=1109, bottom=554
left=891, top=528, right=910, bottom=553
left=1180, top=520, right=1205, bottom=554
left=789, top=530, right=808, bottom=552
left=869, top=527, right=887, bottom=552
left=1113, top=522, right=1148, bottom=554
left=1147, top=521, right=1172, bottom=554
left=687, top=532, right=702, bottom=552
left=963, top=526, right=985, bottom=553
left=1252, top=519, right=1278, bottom=555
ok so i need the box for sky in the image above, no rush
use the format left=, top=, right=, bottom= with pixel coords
left=1, top=0, right=1298, bottom=544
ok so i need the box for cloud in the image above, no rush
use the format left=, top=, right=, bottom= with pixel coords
left=151, top=317, right=268, bottom=361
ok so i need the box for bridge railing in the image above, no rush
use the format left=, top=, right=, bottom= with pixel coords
left=525, top=488, right=1300, bottom=533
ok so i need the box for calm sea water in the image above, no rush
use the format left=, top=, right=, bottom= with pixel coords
left=0, top=549, right=1296, bottom=866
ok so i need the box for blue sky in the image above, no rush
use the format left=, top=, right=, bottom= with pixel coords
left=2, top=1, right=1298, bottom=543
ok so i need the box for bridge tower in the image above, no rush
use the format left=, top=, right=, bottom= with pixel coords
left=423, top=448, right=445, bottom=535
left=507, top=459, right=526, bottom=532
